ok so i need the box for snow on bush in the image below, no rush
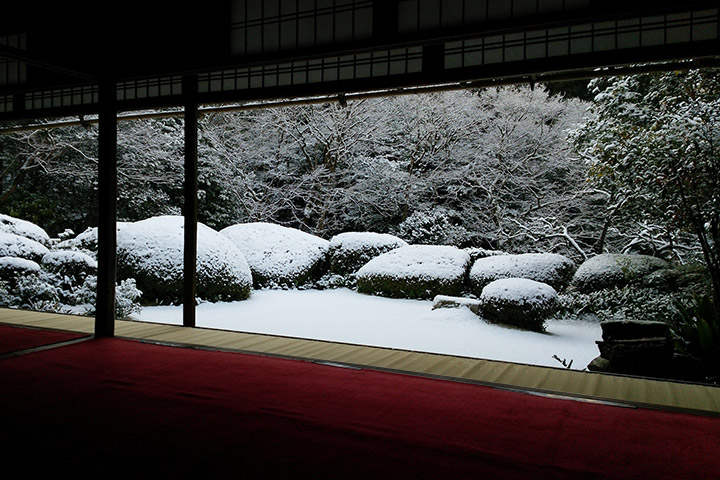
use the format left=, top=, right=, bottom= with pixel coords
left=0, top=254, right=141, bottom=318
left=0, top=215, right=141, bottom=317
left=392, top=207, right=472, bottom=246
left=117, top=216, right=252, bottom=304
left=220, top=222, right=329, bottom=288
left=469, top=252, right=576, bottom=293
left=328, top=232, right=408, bottom=276
left=41, top=250, right=98, bottom=280
left=480, top=278, right=558, bottom=332
left=0, top=213, right=51, bottom=246
left=56, top=226, right=103, bottom=254
left=571, top=253, right=669, bottom=293
left=0, top=231, right=50, bottom=262
left=0, top=256, right=41, bottom=283
left=356, top=245, right=471, bottom=299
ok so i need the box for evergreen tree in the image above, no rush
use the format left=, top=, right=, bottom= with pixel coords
left=572, top=68, right=720, bottom=316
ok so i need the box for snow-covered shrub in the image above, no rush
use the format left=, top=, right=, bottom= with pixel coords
left=114, top=278, right=143, bottom=318
left=556, top=285, right=684, bottom=326
left=479, top=278, right=558, bottom=332
left=469, top=252, right=576, bottom=294
left=220, top=222, right=329, bottom=289
left=0, top=213, right=51, bottom=247
left=0, top=231, right=50, bottom=262
left=41, top=250, right=97, bottom=281
left=0, top=215, right=142, bottom=317
left=328, top=232, right=408, bottom=276
left=356, top=245, right=471, bottom=299
left=392, top=208, right=471, bottom=246
left=56, top=226, right=100, bottom=254
left=0, top=256, right=41, bottom=286
left=0, top=258, right=141, bottom=318
left=117, top=216, right=252, bottom=304
left=571, top=253, right=669, bottom=293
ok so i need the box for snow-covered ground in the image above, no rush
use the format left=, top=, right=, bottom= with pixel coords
left=131, top=288, right=602, bottom=370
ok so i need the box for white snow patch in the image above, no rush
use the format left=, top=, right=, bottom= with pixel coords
left=432, top=295, right=482, bottom=309
left=132, top=288, right=601, bottom=370
left=357, top=245, right=470, bottom=280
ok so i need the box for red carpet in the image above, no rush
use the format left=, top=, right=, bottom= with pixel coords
left=1, top=336, right=718, bottom=479
left=0, top=324, right=88, bottom=354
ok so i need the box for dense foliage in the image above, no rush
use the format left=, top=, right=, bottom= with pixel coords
left=571, top=67, right=720, bottom=322
left=1, top=86, right=596, bottom=259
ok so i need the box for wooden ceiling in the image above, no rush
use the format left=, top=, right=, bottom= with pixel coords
left=1, top=0, right=719, bottom=121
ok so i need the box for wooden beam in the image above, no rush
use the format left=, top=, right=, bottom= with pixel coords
left=183, top=75, right=198, bottom=328
left=95, top=78, right=117, bottom=338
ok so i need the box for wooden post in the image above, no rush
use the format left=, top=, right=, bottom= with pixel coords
left=183, top=75, right=198, bottom=328
left=95, top=78, right=118, bottom=338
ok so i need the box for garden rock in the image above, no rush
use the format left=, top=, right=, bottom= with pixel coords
left=470, top=252, right=576, bottom=293
left=356, top=245, right=471, bottom=300
left=328, top=232, right=407, bottom=276
left=479, top=278, right=558, bottom=332
left=571, top=253, right=669, bottom=293
left=587, top=320, right=674, bottom=377
left=221, top=222, right=329, bottom=288
left=117, top=216, right=252, bottom=304
left=431, top=295, right=482, bottom=315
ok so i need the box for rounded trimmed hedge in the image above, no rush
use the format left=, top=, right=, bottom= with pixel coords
left=328, top=232, right=407, bottom=276
left=356, top=245, right=471, bottom=300
left=117, top=216, right=253, bottom=304
left=220, top=222, right=329, bottom=288
left=470, top=252, right=576, bottom=294
left=571, top=253, right=669, bottom=293
left=41, top=250, right=97, bottom=280
left=0, top=256, right=41, bottom=284
left=479, top=278, right=558, bottom=332
left=0, top=214, right=51, bottom=247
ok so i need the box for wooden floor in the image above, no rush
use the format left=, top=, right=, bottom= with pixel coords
left=2, top=307, right=718, bottom=416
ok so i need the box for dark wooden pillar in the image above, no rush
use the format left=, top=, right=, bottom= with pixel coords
left=95, top=78, right=118, bottom=338
left=183, top=75, right=198, bottom=327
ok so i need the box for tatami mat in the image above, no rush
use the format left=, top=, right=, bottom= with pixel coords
left=2, top=307, right=718, bottom=416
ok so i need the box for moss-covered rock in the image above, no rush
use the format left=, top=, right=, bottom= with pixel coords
left=356, top=245, right=471, bottom=300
